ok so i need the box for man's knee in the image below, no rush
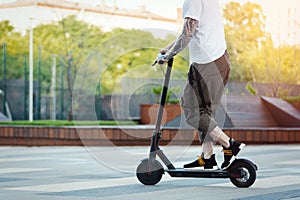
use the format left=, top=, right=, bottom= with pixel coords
left=185, top=112, right=217, bottom=133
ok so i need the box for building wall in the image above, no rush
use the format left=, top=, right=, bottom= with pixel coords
left=0, top=2, right=180, bottom=35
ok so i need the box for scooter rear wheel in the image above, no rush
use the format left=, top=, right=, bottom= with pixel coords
left=229, top=160, right=256, bottom=188
left=136, top=159, right=164, bottom=185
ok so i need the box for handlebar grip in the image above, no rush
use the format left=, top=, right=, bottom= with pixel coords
left=152, top=52, right=168, bottom=66
left=158, top=60, right=165, bottom=65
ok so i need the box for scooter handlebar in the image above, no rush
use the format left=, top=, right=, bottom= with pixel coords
left=152, top=52, right=168, bottom=66
left=152, top=60, right=165, bottom=66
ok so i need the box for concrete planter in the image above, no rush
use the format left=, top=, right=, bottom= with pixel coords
left=140, top=104, right=182, bottom=125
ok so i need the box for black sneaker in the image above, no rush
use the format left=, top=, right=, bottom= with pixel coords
left=184, top=154, right=219, bottom=170
left=221, top=138, right=245, bottom=169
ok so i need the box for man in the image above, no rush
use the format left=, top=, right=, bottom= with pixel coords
left=156, top=0, right=245, bottom=169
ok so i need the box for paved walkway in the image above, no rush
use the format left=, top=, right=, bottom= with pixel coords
left=0, top=145, right=300, bottom=200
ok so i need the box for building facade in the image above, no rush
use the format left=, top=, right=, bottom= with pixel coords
left=0, top=0, right=181, bottom=35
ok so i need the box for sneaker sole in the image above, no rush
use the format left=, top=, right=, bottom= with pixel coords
left=223, top=143, right=246, bottom=169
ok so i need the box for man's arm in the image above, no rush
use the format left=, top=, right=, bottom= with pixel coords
left=160, top=17, right=198, bottom=61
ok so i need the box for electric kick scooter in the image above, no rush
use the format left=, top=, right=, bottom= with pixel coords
left=136, top=57, right=257, bottom=188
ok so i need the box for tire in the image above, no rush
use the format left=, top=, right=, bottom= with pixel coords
left=229, top=160, right=256, bottom=188
left=136, top=159, right=164, bottom=185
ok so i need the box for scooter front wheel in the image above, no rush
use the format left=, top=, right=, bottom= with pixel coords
left=136, top=158, right=164, bottom=185
left=229, top=159, right=257, bottom=188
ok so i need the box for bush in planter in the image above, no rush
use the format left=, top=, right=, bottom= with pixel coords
left=151, top=85, right=181, bottom=104
left=140, top=85, right=181, bottom=124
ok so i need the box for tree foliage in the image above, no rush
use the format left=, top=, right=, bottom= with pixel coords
left=0, top=16, right=188, bottom=95
left=223, top=2, right=266, bottom=81
left=223, top=2, right=300, bottom=97
left=0, top=20, right=27, bottom=78
left=0, top=2, right=299, bottom=99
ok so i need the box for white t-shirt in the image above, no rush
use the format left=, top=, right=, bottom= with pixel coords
left=182, top=0, right=227, bottom=64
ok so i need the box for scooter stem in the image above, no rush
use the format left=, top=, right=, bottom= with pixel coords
left=150, top=58, right=174, bottom=153
left=148, top=58, right=175, bottom=170
left=154, top=58, right=174, bottom=134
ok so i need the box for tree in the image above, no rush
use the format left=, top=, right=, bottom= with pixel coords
left=33, top=15, right=107, bottom=120
left=0, top=20, right=27, bottom=79
left=1, top=16, right=189, bottom=94
left=0, top=20, right=14, bottom=44
left=223, top=2, right=300, bottom=97
left=96, top=30, right=188, bottom=94
left=254, top=38, right=300, bottom=97
left=223, top=2, right=266, bottom=81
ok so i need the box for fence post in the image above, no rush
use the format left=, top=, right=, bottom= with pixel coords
left=2, top=43, right=7, bottom=116
left=67, top=51, right=73, bottom=121
left=51, top=54, right=56, bottom=120
left=24, top=54, right=28, bottom=120
left=28, top=21, right=33, bottom=122
left=60, top=56, right=64, bottom=120
left=96, top=83, right=101, bottom=120
left=36, top=46, right=41, bottom=120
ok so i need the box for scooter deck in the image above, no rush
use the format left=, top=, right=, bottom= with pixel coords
left=165, top=168, right=230, bottom=178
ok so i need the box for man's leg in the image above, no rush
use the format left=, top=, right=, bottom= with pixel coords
left=209, top=126, right=245, bottom=168
left=200, top=125, right=231, bottom=160
left=182, top=53, right=231, bottom=169
left=184, top=138, right=218, bottom=169
left=202, top=140, right=214, bottom=159
left=209, top=126, right=230, bottom=148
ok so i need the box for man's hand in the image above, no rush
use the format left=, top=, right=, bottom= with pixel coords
left=159, top=48, right=168, bottom=54
left=155, top=52, right=168, bottom=65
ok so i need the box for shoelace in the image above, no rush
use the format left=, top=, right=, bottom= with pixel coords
left=222, top=149, right=233, bottom=156
left=197, top=157, right=206, bottom=165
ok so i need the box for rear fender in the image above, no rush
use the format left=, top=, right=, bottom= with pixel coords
left=229, top=158, right=258, bottom=171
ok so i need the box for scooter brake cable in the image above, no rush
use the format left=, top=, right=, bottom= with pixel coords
left=152, top=60, right=166, bottom=76
left=159, top=64, right=166, bottom=76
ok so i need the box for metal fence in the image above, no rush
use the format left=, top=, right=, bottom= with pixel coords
left=0, top=42, right=103, bottom=120
left=0, top=79, right=102, bottom=120
left=1, top=78, right=300, bottom=121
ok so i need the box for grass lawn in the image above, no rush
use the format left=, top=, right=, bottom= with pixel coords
left=0, top=120, right=137, bottom=126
